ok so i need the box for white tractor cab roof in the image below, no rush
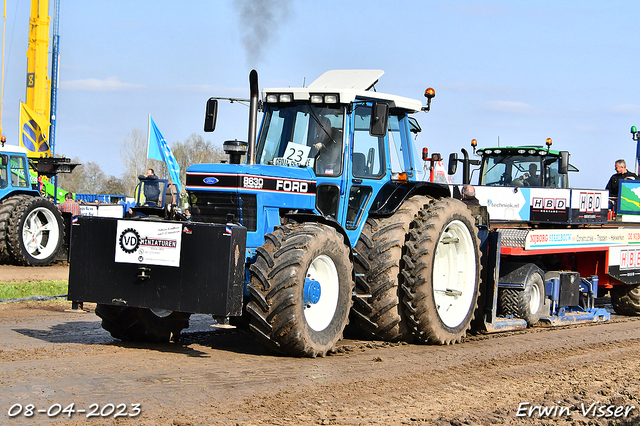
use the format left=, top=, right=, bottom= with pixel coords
left=0, top=144, right=29, bottom=155
left=262, top=69, right=424, bottom=113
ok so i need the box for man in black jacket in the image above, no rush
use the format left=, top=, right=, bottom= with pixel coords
left=138, top=168, right=161, bottom=205
left=606, top=159, right=637, bottom=199
left=461, top=184, right=481, bottom=207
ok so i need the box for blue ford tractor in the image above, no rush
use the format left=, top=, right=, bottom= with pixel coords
left=69, top=70, right=482, bottom=357
left=0, top=141, right=67, bottom=266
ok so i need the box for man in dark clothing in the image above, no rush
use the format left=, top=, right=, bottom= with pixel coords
left=461, top=184, right=481, bottom=207
left=138, top=168, right=161, bottom=205
left=605, top=159, right=637, bottom=199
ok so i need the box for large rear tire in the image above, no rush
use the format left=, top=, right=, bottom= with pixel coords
left=352, top=195, right=428, bottom=341
left=7, top=196, right=64, bottom=266
left=0, top=195, right=30, bottom=263
left=611, top=284, right=640, bottom=316
left=95, top=304, right=191, bottom=343
left=247, top=222, right=354, bottom=357
left=402, top=198, right=481, bottom=344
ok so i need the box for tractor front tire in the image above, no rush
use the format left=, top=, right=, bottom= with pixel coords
left=611, top=284, right=640, bottom=316
left=247, top=222, right=354, bottom=357
left=95, top=304, right=191, bottom=343
left=402, top=198, right=481, bottom=345
left=352, top=195, right=428, bottom=341
left=7, top=196, right=64, bottom=266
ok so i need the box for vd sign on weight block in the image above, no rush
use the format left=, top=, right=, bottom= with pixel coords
left=114, top=221, right=183, bottom=267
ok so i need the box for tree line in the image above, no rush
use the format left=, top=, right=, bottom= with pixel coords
left=57, top=130, right=226, bottom=197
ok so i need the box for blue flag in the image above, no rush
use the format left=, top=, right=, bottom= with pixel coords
left=148, top=115, right=181, bottom=193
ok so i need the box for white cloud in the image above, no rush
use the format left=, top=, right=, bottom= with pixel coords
left=483, top=100, right=536, bottom=114
left=60, top=76, right=144, bottom=92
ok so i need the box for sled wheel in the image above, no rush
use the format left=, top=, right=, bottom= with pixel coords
left=7, top=196, right=64, bottom=266
left=95, top=304, right=191, bottom=343
left=352, top=195, right=429, bottom=341
left=611, top=284, right=640, bottom=316
left=247, top=222, right=354, bottom=357
left=498, top=264, right=546, bottom=325
left=403, top=198, right=481, bottom=344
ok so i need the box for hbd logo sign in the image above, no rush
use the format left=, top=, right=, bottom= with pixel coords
left=579, top=192, right=602, bottom=213
left=532, top=198, right=567, bottom=211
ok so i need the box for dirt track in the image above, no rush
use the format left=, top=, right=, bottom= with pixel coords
left=1, top=266, right=640, bottom=425
left=0, top=264, right=70, bottom=282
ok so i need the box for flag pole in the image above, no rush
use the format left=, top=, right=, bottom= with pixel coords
left=145, top=113, right=150, bottom=172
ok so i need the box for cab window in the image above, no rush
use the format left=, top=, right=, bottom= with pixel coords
left=10, top=155, right=29, bottom=188
left=388, top=113, right=412, bottom=175
left=352, top=104, right=385, bottom=178
left=0, top=155, right=7, bottom=188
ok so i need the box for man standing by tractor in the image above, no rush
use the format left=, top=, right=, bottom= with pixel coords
left=58, top=192, right=81, bottom=217
left=606, top=159, right=637, bottom=206
left=461, top=184, right=481, bottom=207
left=138, top=168, right=160, bottom=205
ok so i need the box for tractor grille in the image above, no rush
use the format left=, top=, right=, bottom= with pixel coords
left=190, top=192, right=257, bottom=231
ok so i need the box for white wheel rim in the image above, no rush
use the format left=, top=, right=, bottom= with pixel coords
left=529, top=277, right=542, bottom=315
left=432, top=220, right=476, bottom=328
left=304, top=254, right=339, bottom=332
left=21, top=206, right=60, bottom=260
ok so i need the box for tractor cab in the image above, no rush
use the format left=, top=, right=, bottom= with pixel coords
left=197, top=69, right=440, bottom=246
left=453, top=138, right=578, bottom=188
left=0, top=145, right=38, bottom=199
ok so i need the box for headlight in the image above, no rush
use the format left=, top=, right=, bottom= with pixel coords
left=324, top=94, right=339, bottom=103
left=309, top=93, right=339, bottom=104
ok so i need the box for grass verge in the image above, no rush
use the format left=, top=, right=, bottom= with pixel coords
left=0, top=280, right=68, bottom=300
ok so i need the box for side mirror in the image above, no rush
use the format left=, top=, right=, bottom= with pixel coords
left=369, top=102, right=389, bottom=137
left=448, top=152, right=458, bottom=175
left=559, top=151, right=569, bottom=175
left=204, top=98, right=218, bottom=132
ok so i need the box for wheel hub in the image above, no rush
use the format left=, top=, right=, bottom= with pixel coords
left=303, top=278, right=322, bottom=306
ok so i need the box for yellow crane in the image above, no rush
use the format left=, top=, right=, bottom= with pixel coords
left=25, top=0, right=51, bottom=130
left=0, top=0, right=53, bottom=157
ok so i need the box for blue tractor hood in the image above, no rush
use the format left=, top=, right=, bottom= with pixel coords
left=185, top=163, right=317, bottom=194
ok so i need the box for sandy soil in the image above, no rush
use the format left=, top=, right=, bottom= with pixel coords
left=1, top=266, right=640, bottom=425
left=0, top=264, right=70, bottom=282
left=0, top=295, right=639, bottom=426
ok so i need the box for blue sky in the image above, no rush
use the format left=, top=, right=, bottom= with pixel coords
left=1, top=0, right=639, bottom=189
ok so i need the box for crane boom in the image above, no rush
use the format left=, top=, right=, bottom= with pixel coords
left=26, top=0, right=50, bottom=119
left=20, top=0, right=51, bottom=158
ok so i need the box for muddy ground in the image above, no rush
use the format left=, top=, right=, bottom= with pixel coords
left=1, top=265, right=640, bottom=425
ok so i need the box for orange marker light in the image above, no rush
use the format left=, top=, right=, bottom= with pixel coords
left=471, top=139, right=477, bottom=147
left=422, top=147, right=429, bottom=160
left=546, top=138, right=552, bottom=147
left=424, top=88, right=436, bottom=99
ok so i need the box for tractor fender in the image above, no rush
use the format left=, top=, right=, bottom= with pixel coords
left=283, top=212, right=353, bottom=256
left=369, top=181, right=451, bottom=217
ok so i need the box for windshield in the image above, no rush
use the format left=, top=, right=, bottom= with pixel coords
left=480, top=154, right=563, bottom=188
left=256, top=103, right=345, bottom=176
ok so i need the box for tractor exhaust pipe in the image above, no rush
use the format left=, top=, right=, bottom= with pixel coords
left=247, top=69, right=259, bottom=165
